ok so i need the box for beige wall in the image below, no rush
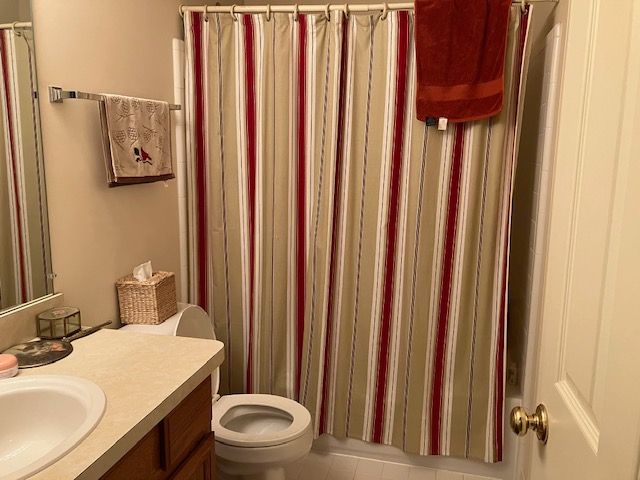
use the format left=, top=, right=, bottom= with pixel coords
left=30, top=0, right=200, bottom=326
left=0, top=0, right=30, bottom=24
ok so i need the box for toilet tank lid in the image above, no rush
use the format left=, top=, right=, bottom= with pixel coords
left=173, top=304, right=220, bottom=397
left=174, top=303, right=216, bottom=340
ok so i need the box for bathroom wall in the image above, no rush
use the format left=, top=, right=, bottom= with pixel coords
left=511, top=24, right=563, bottom=480
left=507, top=2, right=558, bottom=393
left=0, top=0, right=30, bottom=23
left=29, top=0, right=203, bottom=326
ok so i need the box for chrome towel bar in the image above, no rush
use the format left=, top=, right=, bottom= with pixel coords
left=48, top=86, right=181, bottom=111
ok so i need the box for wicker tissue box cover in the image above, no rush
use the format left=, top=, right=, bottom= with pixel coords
left=116, top=271, right=177, bottom=325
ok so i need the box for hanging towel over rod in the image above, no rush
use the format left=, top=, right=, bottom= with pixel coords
left=47, top=86, right=182, bottom=111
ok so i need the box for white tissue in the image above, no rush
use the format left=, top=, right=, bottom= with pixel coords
left=133, top=261, right=153, bottom=282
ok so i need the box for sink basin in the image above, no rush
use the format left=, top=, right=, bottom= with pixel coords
left=0, top=375, right=106, bottom=480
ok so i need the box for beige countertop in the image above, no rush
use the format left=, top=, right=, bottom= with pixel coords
left=19, top=329, right=224, bottom=480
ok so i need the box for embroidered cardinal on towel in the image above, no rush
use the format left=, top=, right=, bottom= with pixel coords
left=133, top=146, right=153, bottom=165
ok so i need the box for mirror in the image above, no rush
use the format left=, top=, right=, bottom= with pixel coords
left=0, top=1, right=52, bottom=313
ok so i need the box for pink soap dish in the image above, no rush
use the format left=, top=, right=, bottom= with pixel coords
left=0, top=353, right=18, bottom=379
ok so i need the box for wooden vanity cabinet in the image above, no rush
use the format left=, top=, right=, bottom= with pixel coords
left=101, top=378, right=216, bottom=480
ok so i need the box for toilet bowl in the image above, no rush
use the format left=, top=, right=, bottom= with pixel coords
left=213, top=394, right=312, bottom=479
left=120, top=303, right=313, bottom=480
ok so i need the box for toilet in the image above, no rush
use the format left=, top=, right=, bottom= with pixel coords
left=121, top=303, right=313, bottom=480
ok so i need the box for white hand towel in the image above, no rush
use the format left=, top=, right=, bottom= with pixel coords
left=99, top=94, right=174, bottom=186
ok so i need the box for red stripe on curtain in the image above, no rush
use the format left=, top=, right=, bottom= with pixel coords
left=243, top=14, right=258, bottom=393
left=494, top=6, right=529, bottom=461
left=430, top=124, right=465, bottom=454
left=191, top=13, right=209, bottom=313
left=372, top=11, right=410, bottom=444
left=295, top=15, right=308, bottom=398
left=319, top=13, right=349, bottom=433
left=0, top=31, right=26, bottom=302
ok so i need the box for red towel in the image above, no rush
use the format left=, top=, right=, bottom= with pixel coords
left=415, top=0, right=513, bottom=123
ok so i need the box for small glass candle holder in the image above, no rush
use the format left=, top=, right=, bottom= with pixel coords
left=36, top=306, right=82, bottom=339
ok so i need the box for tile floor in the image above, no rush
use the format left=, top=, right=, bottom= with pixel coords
left=284, top=451, right=498, bottom=480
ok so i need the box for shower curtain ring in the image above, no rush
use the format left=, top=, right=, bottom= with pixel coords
left=203, top=5, right=209, bottom=22
left=230, top=4, right=238, bottom=21
left=520, top=0, right=526, bottom=12
left=381, top=3, right=389, bottom=20
left=343, top=4, right=349, bottom=18
left=265, top=4, right=271, bottom=21
left=293, top=4, right=299, bottom=22
left=179, top=4, right=185, bottom=18
left=325, top=3, right=331, bottom=21
left=10, top=21, right=21, bottom=36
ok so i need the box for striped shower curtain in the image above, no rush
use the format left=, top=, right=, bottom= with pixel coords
left=0, top=29, right=32, bottom=307
left=185, top=7, right=530, bottom=462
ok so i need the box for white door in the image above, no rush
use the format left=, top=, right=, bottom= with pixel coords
left=521, top=0, right=640, bottom=478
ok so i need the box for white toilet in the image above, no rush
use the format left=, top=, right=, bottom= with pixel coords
left=121, top=303, right=313, bottom=480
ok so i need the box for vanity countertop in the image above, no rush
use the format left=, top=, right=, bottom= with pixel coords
left=19, top=328, right=224, bottom=480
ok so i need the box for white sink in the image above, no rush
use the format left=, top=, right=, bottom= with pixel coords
left=0, top=375, right=106, bottom=480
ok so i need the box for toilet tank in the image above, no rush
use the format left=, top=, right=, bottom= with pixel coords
left=120, top=303, right=220, bottom=396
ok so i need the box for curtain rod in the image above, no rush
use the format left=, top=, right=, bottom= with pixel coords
left=180, top=1, right=558, bottom=16
left=0, top=22, right=31, bottom=30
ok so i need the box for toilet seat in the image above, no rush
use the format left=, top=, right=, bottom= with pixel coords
left=213, top=394, right=311, bottom=448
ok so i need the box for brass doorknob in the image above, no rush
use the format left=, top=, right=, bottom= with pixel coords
left=510, top=404, right=549, bottom=444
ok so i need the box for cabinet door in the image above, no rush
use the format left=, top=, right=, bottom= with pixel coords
left=100, top=424, right=167, bottom=480
left=169, top=433, right=216, bottom=480
left=100, top=378, right=213, bottom=480
left=163, top=379, right=213, bottom=470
